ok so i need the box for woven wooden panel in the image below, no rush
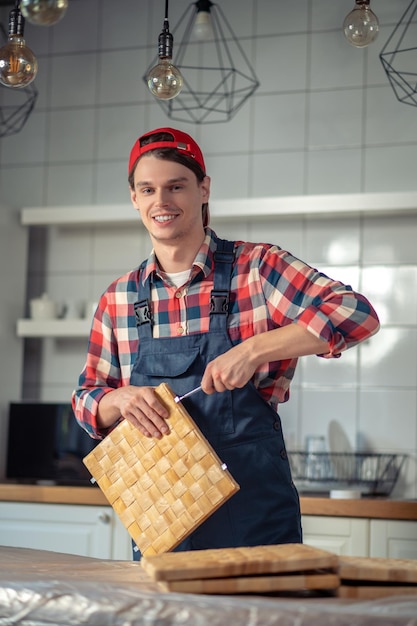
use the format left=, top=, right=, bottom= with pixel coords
left=83, top=382, right=240, bottom=556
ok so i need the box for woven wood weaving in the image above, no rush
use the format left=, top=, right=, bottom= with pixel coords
left=83, top=382, right=240, bottom=556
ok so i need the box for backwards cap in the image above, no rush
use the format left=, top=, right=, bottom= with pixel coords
left=128, top=127, right=206, bottom=176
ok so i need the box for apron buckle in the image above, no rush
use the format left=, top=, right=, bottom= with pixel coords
left=210, top=290, right=229, bottom=314
left=134, top=300, right=152, bottom=326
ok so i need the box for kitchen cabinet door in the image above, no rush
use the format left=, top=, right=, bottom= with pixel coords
left=302, top=515, right=369, bottom=556
left=370, top=519, right=417, bottom=559
left=0, top=502, right=113, bottom=559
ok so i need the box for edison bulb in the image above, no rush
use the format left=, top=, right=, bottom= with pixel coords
left=147, top=58, right=183, bottom=100
left=193, top=11, right=213, bottom=41
left=0, top=35, right=38, bottom=88
left=343, top=1, right=379, bottom=48
left=20, top=0, right=68, bottom=26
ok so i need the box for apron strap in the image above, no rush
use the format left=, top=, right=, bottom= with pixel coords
left=135, top=261, right=153, bottom=339
left=209, top=237, right=235, bottom=331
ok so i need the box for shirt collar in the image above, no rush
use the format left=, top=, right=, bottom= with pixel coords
left=140, top=227, right=218, bottom=285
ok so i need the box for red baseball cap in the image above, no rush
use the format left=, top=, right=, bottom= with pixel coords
left=128, top=127, right=206, bottom=175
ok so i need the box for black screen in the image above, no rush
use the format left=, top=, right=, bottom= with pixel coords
left=6, top=402, right=99, bottom=486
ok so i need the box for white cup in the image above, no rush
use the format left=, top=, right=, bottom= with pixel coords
left=30, top=294, right=57, bottom=320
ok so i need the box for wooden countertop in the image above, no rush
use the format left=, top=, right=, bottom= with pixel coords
left=0, top=483, right=416, bottom=520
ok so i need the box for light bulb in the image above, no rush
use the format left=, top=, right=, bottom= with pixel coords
left=147, top=18, right=183, bottom=100
left=343, top=0, right=379, bottom=48
left=20, top=0, right=68, bottom=26
left=193, top=11, right=213, bottom=41
left=147, top=58, right=183, bottom=100
left=0, top=8, right=38, bottom=88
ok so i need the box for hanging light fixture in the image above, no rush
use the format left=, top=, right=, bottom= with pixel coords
left=20, top=0, right=68, bottom=27
left=379, top=0, right=417, bottom=107
left=0, top=22, right=38, bottom=136
left=143, top=1, right=260, bottom=124
left=146, top=0, right=184, bottom=101
left=0, top=1, right=38, bottom=88
left=343, top=0, right=379, bottom=48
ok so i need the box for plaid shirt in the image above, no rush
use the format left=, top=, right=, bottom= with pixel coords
left=73, top=228, right=379, bottom=438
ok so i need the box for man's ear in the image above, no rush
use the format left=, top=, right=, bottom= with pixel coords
left=201, top=175, right=211, bottom=201
left=129, top=185, right=139, bottom=209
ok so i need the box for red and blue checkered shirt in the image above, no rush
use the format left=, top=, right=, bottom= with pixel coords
left=72, top=228, right=379, bottom=438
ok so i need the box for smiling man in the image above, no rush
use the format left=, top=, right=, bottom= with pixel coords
left=73, top=127, right=380, bottom=559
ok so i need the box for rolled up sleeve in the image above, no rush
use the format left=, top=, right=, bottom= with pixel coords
left=260, top=247, right=380, bottom=357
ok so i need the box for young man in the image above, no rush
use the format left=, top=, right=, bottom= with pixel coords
left=73, top=127, right=379, bottom=557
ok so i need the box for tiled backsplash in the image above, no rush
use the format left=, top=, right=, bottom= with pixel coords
left=0, top=0, right=416, bottom=498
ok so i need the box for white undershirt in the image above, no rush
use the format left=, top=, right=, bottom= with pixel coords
left=164, top=269, right=192, bottom=288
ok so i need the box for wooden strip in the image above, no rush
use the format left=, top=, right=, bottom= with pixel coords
left=338, top=585, right=417, bottom=599
left=158, top=573, right=340, bottom=594
left=1, top=485, right=416, bottom=523
left=300, top=497, right=417, bottom=521
left=141, top=543, right=339, bottom=581
left=339, top=555, right=417, bottom=584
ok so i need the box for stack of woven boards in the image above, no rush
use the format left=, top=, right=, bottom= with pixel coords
left=142, top=546, right=417, bottom=597
left=141, top=543, right=340, bottom=594
left=83, top=382, right=239, bottom=556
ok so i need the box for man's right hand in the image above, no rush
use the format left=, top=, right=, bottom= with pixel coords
left=97, top=385, right=170, bottom=438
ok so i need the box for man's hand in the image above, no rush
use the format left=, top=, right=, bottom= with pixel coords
left=201, top=325, right=330, bottom=394
left=201, top=341, right=256, bottom=393
left=97, top=385, right=170, bottom=438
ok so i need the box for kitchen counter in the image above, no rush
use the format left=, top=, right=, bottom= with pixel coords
left=0, top=483, right=416, bottom=520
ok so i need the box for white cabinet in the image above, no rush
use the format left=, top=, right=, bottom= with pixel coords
left=370, top=519, right=417, bottom=559
left=0, top=502, right=132, bottom=560
left=303, top=516, right=417, bottom=559
left=302, top=515, right=369, bottom=556
left=1, top=502, right=414, bottom=561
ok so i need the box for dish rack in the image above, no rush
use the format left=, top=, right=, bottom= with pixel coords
left=287, top=451, right=406, bottom=496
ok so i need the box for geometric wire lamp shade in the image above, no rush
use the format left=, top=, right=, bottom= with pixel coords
left=0, top=23, right=38, bottom=137
left=143, top=2, right=260, bottom=124
left=379, top=0, right=417, bottom=107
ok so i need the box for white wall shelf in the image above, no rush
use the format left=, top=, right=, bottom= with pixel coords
left=20, top=192, right=417, bottom=226
left=17, top=319, right=91, bottom=338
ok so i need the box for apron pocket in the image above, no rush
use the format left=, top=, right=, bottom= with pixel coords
left=138, top=347, right=200, bottom=377
left=134, top=346, right=235, bottom=437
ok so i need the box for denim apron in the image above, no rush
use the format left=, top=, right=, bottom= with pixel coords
left=130, top=237, right=302, bottom=558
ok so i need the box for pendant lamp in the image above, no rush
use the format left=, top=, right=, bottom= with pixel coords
left=0, top=21, right=38, bottom=137
left=143, top=0, right=260, bottom=124
left=379, top=0, right=417, bottom=107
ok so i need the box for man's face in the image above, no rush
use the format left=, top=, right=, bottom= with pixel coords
left=130, top=155, right=210, bottom=246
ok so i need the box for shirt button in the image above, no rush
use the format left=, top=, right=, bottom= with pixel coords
left=177, top=326, right=184, bottom=335
left=280, top=449, right=288, bottom=460
left=175, top=291, right=182, bottom=299
left=273, top=421, right=281, bottom=432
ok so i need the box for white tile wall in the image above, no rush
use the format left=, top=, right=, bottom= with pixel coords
left=1, top=0, right=417, bottom=499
